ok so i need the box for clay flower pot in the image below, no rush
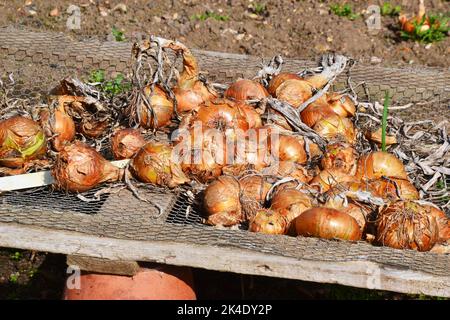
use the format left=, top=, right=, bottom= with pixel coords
left=64, top=265, right=196, bottom=300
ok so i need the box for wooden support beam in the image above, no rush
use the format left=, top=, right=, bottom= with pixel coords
left=66, top=255, right=140, bottom=276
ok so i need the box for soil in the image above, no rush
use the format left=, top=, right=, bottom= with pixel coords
left=0, top=0, right=448, bottom=299
left=0, top=0, right=449, bottom=68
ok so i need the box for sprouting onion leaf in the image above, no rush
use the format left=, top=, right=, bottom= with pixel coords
left=381, top=91, right=390, bottom=152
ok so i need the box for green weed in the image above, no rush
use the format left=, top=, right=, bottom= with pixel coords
left=330, top=3, right=360, bottom=20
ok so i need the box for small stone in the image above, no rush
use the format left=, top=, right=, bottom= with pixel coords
left=425, top=43, right=432, bottom=49
left=409, top=60, right=414, bottom=64
left=112, top=3, right=127, bottom=13
left=153, top=16, right=161, bottom=23
left=370, top=56, right=382, bottom=64
left=25, top=0, right=33, bottom=5
left=99, top=6, right=108, bottom=17
left=326, top=36, right=333, bottom=43
left=172, top=12, right=178, bottom=20
left=235, top=33, right=245, bottom=41
left=49, top=7, right=59, bottom=17
left=318, top=9, right=327, bottom=15
left=247, top=13, right=259, bottom=19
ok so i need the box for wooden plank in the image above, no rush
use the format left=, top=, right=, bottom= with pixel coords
left=0, top=222, right=449, bottom=297
left=66, top=255, right=140, bottom=276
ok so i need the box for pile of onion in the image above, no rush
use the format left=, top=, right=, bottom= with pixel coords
left=0, top=116, right=47, bottom=169
left=110, top=128, right=146, bottom=160
left=130, top=141, right=189, bottom=188
left=52, top=141, right=124, bottom=192
left=376, top=201, right=439, bottom=251
left=292, top=207, right=362, bottom=241
left=203, top=175, right=243, bottom=226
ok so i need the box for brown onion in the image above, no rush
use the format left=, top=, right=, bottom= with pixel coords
left=239, top=175, right=273, bottom=220
left=249, top=209, right=287, bottom=235
left=313, top=115, right=356, bottom=144
left=110, top=128, right=146, bottom=160
left=324, top=195, right=368, bottom=231
left=321, top=142, right=357, bottom=175
left=293, top=207, right=362, bottom=241
left=263, top=161, right=312, bottom=183
left=368, top=178, right=419, bottom=201
left=274, top=79, right=313, bottom=108
left=235, top=102, right=262, bottom=129
left=356, top=151, right=408, bottom=181
left=267, top=73, right=302, bottom=96
left=300, top=101, right=337, bottom=128
left=427, top=206, right=450, bottom=242
left=131, top=141, right=189, bottom=188
left=271, top=188, right=313, bottom=226
left=0, top=116, right=47, bottom=169
left=203, top=175, right=243, bottom=227
left=53, top=141, right=123, bottom=192
left=376, top=201, right=439, bottom=251
left=224, top=79, right=269, bottom=102
left=327, top=93, right=356, bottom=118
left=39, top=102, right=75, bottom=152
left=271, top=134, right=321, bottom=165
left=430, top=240, right=450, bottom=254
left=310, top=168, right=354, bottom=192
left=365, top=128, right=397, bottom=146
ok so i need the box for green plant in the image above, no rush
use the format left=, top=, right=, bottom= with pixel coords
left=330, top=3, right=360, bottom=20
left=9, top=272, right=19, bottom=284
left=111, top=26, right=126, bottom=42
left=381, top=2, right=401, bottom=16
left=401, top=14, right=449, bottom=43
left=191, top=11, right=229, bottom=22
left=381, top=91, right=390, bottom=152
left=251, top=3, right=267, bottom=16
left=88, top=70, right=131, bottom=97
left=10, top=251, right=22, bottom=261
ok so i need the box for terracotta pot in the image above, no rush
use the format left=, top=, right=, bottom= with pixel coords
left=64, top=265, right=196, bottom=300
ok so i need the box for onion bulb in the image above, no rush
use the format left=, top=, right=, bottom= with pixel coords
left=270, top=188, right=313, bottom=225
left=248, top=209, right=287, bottom=235
left=356, top=151, right=408, bottom=181
left=293, top=207, right=362, bottom=241
left=224, top=79, right=269, bottom=102
left=235, top=102, right=262, bottom=129
left=324, top=195, right=369, bottom=231
left=274, top=79, right=313, bottom=108
left=267, top=73, right=302, bottom=96
left=203, top=175, right=243, bottom=226
left=376, top=201, right=439, bottom=251
left=365, top=128, right=397, bottom=146
left=321, top=142, right=357, bottom=175
left=310, top=168, right=354, bottom=192
left=368, top=178, right=419, bottom=201
left=263, top=160, right=312, bottom=183
left=39, top=102, right=75, bottom=152
left=313, top=115, right=356, bottom=144
left=130, top=141, right=189, bottom=188
left=426, top=205, right=450, bottom=243
left=239, top=175, right=272, bottom=220
left=300, top=101, right=337, bottom=128
left=327, top=93, right=356, bottom=118
left=110, top=128, right=146, bottom=160
left=0, top=116, right=47, bottom=168
left=53, top=141, right=124, bottom=192
left=271, top=134, right=321, bottom=165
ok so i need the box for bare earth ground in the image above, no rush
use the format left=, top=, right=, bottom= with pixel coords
left=0, top=0, right=449, bottom=299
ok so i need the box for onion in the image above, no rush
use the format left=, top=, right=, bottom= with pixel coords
left=203, top=175, right=243, bottom=226
left=430, top=240, right=450, bottom=254
left=310, top=168, right=354, bottom=192
left=376, top=201, right=439, bottom=251
left=52, top=141, right=123, bottom=192
left=39, top=103, right=75, bottom=152
left=224, top=79, right=269, bottom=102
left=110, top=128, right=146, bottom=160
left=327, top=93, right=356, bottom=118
left=272, top=134, right=321, bottom=165
left=239, top=175, right=273, bottom=220
left=313, top=115, right=356, bottom=144
left=130, top=141, right=189, bottom=188
left=324, top=195, right=368, bottom=231
left=355, top=151, right=408, bottom=181
left=0, top=116, right=47, bottom=169
left=133, top=85, right=174, bottom=129
left=293, top=207, right=362, bottom=241
left=235, top=102, right=262, bottom=129
left=300, top=101, right=337, bottom=128
left=262, top=161, right=312, bottom=183
left=267, top=73, right=302, bottom=96
left=365, top=128, right=397, bottom=146
left=271, top=188, right=313, bottom=226
left=274, top=79, right=313, bottom=108
left=248, top=209, right=287, bottom=235
left=181, top=148, right=223, bottom=184
left=321, top=142, right=357, bottom=175
left=368, top=178, right=419, bottom=201
left=426, top=206, right=450, bottom=242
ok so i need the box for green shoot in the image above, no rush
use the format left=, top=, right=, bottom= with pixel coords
left=381, top=3, right=401, bottom=16
left=381, top=91, right=390, bottom=152
left=330, top=4, right=360, bottom=20
left=10, top=251, right=22, bottom=261
left=401, top=14, right=449, bottom=43
left=111, top=26, right=126, bottom=42
left=9, top=272, right=19, bottom=284
left=191, top=11, right=230, bottom=22
left=88, top=70, right=131, bottom=97
left=251, top=3, right=267, bottom=16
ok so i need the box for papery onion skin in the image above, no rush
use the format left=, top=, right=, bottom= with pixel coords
left=236, top=102, right=262, bottom=129
left=310, top=168, right=354, bottom=192
left=263, top=161, right=312, bottom=183
left=39, top=105, right=75, bottom=152
left=110, top=128, right=146, bottom=160
left=324, top=195, right=368, bottom=231
left=52, top=141, right=123, bottom=193
left=376, top=201, right=439, bottom=251
left=355, top=151, right=408, bottom=181
left=300, top=101, right=337, bottom=128
left=239, top=175, right=273, bottom=220
left=313, top=115, right=356, bottom=144
left=321, top=142, right=358, bottom=175
left=225, top=79, right=269, bottom=102
left=130, top=141, right=189, bottom=188
left=274, top=79, right=313, bottom=108
left=271, top=134, right=321, bottom=165
left=327, top=93, right=356, bottom=118
left=427, top=206, right=450, bottom=242
left=249, top=209, right=287, bottom=235
left=293, top=207, right=362, bottom=241
left=0, top=116, right=47, bottom=168
left=267, top=73, right=302, bottom=96
left=137, top=85, right=174, bottom=129
left=271, top=188, right=313, bottom=226
left=368, top=178, right=419, bottom=201
left=203, top=175, right=243, bottom=227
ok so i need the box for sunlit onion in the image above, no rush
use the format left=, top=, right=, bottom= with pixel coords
left=376, top=201, right=439, bottom=251
left=356, top=151, right=408, bottom=181
left=267, top=73, right=302, bottom=96
left=274, top=79, right=313, bottom=108
left=224, top=79, right=269, bottom=101
left=327, top=93, right=356, bottom=118
left=300, top=101, right=336, bottom=128
left=235, top=102, right=262, bottom=129
left=321, top=142, right=357, bottom=175
left=39, top=103, right=75, bottom=152
left=262, top=161, right=312, bottom=183
left=271, top=188, right=313, bottom=226
left=0, top=116, right=47, bottom=168
left=110, top=128, right=146, bottom=160
left=293, top=207, right=362, bottom=241
left=239, top=175, right=272, bottom=220
left=313, top=115, right=356, bottom=144
left=248, top=209, right=287, bottom=235
left=368, top=178, right=419, bottom=201
left=52, top=141, right=123, bottom=192
left=324, top=195, right=369, bottom=231
left=310, top=168, right=354, bottom=192
left=203, top=175, right=243, bottom=226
